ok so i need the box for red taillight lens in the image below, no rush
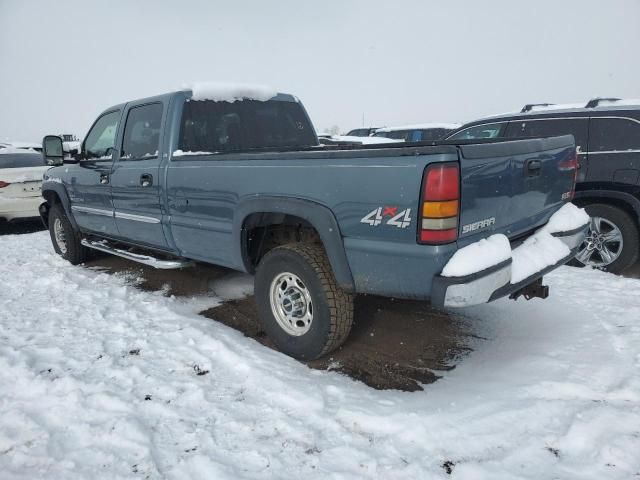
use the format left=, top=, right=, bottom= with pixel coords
left=418, top=163, right=460, bottom=245
left=420, top=228, right=458, bottom=243
left=423, top=164, right=460, bottom=201
left=558, top=149, right=579, bottom=200
left=0, top=181, right=11, bottom=188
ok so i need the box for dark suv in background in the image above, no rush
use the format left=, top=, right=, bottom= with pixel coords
left=446, top=98, right=640, bottom=274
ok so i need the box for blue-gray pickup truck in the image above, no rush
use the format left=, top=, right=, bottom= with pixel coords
left=39, top=84, right=588, bottom=359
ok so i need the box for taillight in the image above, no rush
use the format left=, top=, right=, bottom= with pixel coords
left=418, top=163, right=460, bottom=244
left=0, top=181, right=11, bottom=188
left=558, top=149, right=579, bottom=200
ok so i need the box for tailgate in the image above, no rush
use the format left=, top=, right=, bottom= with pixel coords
left=456, top=135, right=576, bottom=246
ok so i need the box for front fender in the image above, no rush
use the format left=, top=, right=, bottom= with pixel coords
left=41, top=180, right=79, bottom=230
left=233, top=196, right=355, bottom=293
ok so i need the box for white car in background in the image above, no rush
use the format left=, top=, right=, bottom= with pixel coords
left=0, top=145, right=49, bottom=222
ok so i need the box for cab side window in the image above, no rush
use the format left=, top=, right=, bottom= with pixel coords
left=121, top=103, right=164, bottom=160
left=447, top=122, right=506, bottom=140
left=84, top=110, right=121, bottom=159
left=505, top=118, right=588, bottom=150
left=589, top=118, right=640, bottom=152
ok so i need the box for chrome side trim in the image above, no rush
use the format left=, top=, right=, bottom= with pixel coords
left=114, top=211, right=161, bottom=224
left=80, top=239, right=193, bottom=269
left=71, top=205, right=113, bottom=217
left=585, top=149, right=640, bottom=155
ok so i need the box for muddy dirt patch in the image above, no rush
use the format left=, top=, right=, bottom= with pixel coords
left=87, top=255, right=475, bottom=391
left=201, top=294, right=473, bottom=391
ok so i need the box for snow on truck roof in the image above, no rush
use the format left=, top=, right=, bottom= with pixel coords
left=183, top=82, right=279, bottom=102
left=375, top=123, right=462, bottom=133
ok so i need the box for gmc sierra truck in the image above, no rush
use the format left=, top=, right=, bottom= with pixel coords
left=39, top=83, right=588, bottom=360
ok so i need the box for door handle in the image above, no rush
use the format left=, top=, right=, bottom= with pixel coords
left=140, top=174, right=153, bottom=187
left=99, top=173, right=109, bottom=185
left=525, top=159, right=542, bottom=177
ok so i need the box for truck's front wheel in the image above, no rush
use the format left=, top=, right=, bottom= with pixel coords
left=255, top=243, right=354, bottom=360
left=48, top=203, right=88, bottom=265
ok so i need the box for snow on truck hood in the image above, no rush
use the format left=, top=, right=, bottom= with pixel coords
left=183, top=82, right=278, bottom=102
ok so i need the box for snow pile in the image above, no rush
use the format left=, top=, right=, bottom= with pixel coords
left=441, top=234, right=511, bottom=277
left=0, top=232, right=639, bottom=478
left=374, top=123, right=461, bottom=133
left=0, top=146, right=38, bottom=155
left=1, top=172, right=45, bottom=183
left=540, top=202, right=590, bottom=234
left=441, top=203, right=589, bottom=281
left=185, top=82, right=277, bottom=103
left=0, top=140, right=40, bottom=150
left=173, top=150, right=215, bottom=157
left=510, top=231, right=570, bottom=283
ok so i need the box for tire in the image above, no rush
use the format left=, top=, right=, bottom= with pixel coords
left=48, top=203, right=88, bottom=265
left=570, top=203, right=639, bottom=274
left=254, top=243, right=354, bottom=360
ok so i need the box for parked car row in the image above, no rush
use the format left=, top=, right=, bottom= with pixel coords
left=372, top=123, right=461, bottom=142
left=343, top=124, right=460, bottom=143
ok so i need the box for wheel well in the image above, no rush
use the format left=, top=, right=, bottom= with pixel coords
left=572, top=196, right=640, bottom=229
left=43, top=190, right=61, bottom=205
left=243, top=213, right=323, bottom=270
left=40, top=190, right=62, bottom=227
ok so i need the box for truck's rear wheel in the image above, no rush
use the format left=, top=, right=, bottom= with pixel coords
left=255, top=243, right=354, bottom=360
left=48, top=204, right=88, bottom=265
left=571, top=203, right=638, bottom=274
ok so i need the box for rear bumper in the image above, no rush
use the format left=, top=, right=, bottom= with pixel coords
left=0, top=196, right=42, bottom=221
left=431, top=225, right=587, bottom=308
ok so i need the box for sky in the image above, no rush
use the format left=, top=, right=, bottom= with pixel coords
left=1, top=0, right=639, bottom=142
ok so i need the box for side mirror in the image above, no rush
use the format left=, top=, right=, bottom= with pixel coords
left=42, top=135, right=64, bottom=166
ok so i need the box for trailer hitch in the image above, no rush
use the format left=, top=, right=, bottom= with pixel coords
left=509, top=277, right=549, bottom=301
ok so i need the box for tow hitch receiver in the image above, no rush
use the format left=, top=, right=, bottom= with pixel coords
left=509, top=277, right=549, bottom=301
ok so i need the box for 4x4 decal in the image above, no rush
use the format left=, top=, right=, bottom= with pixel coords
left=361, top=207, right=412, bottom=228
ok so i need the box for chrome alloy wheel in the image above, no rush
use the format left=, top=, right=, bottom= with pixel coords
left=53, top=217, right=68, bottom=254
left=575, top=216, right=624, bottom=267
left=269, top=272, right=313, bottom=336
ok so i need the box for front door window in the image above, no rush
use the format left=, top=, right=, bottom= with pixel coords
left=84, top=110, right=121, bottom=159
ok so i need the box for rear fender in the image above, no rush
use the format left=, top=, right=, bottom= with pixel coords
left=233, top=196, right=355, bottom=292
left=573, top=188, right=640, bottom=222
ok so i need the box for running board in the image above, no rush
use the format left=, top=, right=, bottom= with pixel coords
left=81, top=239, right=194, bottom=269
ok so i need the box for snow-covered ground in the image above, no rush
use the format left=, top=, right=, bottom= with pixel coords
left=1, top=231, right=639, bottom=479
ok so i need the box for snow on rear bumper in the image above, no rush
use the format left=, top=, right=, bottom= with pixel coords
left=431, top=224, right=588, bottom=308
